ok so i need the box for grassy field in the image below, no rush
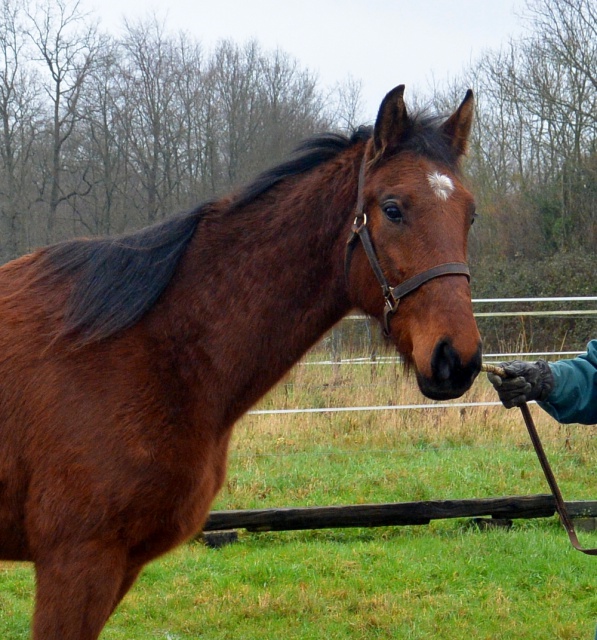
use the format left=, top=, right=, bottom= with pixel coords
left=1, top=354, right=596, bottom=638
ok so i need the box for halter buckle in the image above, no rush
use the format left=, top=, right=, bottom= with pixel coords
left=382, top=294, right=398, bottom=337
left=383, top=294, right=400, bottom=338
left=352, top=213, right=367, bottom=233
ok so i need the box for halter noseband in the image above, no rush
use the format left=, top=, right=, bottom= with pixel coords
left=345, top=156, right=471, bottom=336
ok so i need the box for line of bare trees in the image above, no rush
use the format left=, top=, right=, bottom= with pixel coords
left=0, top=0, right=362, bottom=262
left=436, top=0, right=596, bottom=349
left=460, top=0, right=597, bottom=262
left=0, top=0, right=595, bottom=280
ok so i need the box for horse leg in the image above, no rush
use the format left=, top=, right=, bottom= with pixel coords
left=109, top=564, right=143, bottom=617
left=32, top=541, right=129, bottom=640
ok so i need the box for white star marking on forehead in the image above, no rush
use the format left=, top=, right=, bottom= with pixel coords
left=427, top=171, right=454, bottom=201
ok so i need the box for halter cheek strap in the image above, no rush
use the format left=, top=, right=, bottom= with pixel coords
left=345, top=156, right=470, bottom=336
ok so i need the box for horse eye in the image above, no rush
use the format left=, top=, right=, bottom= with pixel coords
left=382, top=202, right=403, bottom=222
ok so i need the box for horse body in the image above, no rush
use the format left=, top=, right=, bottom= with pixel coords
left=0, top=86, right=482, bottom=638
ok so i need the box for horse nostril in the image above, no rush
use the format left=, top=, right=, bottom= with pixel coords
left=418, top=340, right=481, bottom=400
left=433, top=340, right=459, bottom=382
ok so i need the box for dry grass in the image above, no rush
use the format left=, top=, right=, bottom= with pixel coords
left=232, top=353, right=594, bottom=453
left=213, top=349, right=596, bottom=512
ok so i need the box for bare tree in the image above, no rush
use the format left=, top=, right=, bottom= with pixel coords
left=208, top=40, right=329, bottom=190
left=526, top=0, right=597, bottom=94
left=209, top=40, right=262, bottom=187
left=445, top=0, right=597, bottom=258
left=166, top=34, right=206, bottom=206
left=524, top=0, right=597, bottom=248
left=328, top=75, right=365, bottom=132
left=71, top=37, right=128, bottom=236
left=0, top=0, right=42, bottom=259
left=118, top=17, right=191, bottom=223
left=26, top=0, right=99, bottom=241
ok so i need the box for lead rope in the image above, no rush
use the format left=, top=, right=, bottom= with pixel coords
left=481, top=362, right=597, bottom=555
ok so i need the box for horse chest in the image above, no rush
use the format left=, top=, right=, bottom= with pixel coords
left=139, top=431, right=231, bottom=543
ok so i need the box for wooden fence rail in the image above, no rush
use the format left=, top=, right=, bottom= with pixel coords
left=203, top=495, right=597, bottom=533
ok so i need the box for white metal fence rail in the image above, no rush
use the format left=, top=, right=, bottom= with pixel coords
left=345, top=296, right=597, bottom=320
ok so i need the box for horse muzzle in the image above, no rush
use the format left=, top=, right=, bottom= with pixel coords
left=415, top=338, right=482, bottom=400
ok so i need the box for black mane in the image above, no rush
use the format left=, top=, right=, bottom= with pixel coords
left=39, top=130, right=369, bottom=344
left=397, top=112, right=459, bottom=166
left=40, top=208, right=208, bottom=343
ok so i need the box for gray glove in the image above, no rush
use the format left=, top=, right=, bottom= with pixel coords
left=487, top=360, right=555, bottom=409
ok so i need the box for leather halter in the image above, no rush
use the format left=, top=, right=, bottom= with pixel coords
left=345, top=155, right=471, bottom=336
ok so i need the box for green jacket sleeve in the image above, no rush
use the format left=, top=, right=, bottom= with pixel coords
left=538, top=340, right=597, bottom=425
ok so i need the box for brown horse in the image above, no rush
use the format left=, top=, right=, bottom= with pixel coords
left=0, top=85, right=481, bottom=638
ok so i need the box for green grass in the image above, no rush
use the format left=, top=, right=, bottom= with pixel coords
left=218, top=435, right=596, bottom=509
left=3, top=525, right=596, bottom=639
left=1, top=358, right=596, bottom=638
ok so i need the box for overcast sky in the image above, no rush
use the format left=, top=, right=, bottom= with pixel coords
left=80, top=0, right=528, bottom=119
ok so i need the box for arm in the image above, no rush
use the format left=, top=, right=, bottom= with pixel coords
left=539, top=340, right=597, bottom=425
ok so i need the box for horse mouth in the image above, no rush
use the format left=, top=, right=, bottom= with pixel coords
left=416, top=375, right=477, bottom=401
left=415, top=340, right=482, bottom=401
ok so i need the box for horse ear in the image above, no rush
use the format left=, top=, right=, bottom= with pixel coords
left=373, top=84, right=409, bottom=158
left=441, top=89, right=474, bottom=158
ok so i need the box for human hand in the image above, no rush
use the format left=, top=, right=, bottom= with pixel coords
left=486, top=360, right=554, bottom=408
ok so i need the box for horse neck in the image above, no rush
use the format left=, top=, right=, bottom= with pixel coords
left=156, top=148, right=362, bottom=420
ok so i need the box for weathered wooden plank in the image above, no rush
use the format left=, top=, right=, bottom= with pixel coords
left=203, top=494, right=589, bottom=533
left=567, top=501, right=597, bottom=517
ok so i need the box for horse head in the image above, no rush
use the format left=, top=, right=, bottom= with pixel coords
left=346, top=85, right=481, bottom=400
